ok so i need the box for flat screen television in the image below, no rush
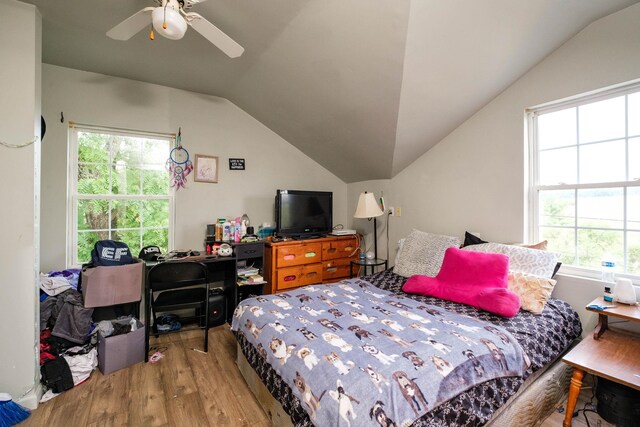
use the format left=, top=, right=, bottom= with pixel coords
left=275, top=190, right=333, bottom=237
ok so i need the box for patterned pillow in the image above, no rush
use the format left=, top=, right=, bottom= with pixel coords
left=461, top=242, right=559, bottom=278
left=508, top=271, right=557, bottom=314
left=393, top=229, right=461, bottom=278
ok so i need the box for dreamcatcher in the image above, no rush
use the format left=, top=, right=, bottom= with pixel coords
left=166, top=128, right=193, bottom=189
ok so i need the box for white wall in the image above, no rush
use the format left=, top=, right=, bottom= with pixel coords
left=41, top=65, right=348, bottom=271
left=349, top=3, right=640, bottom=321
left=0, top=0, right=41, bottom=408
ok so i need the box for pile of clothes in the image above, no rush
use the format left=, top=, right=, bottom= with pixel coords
left=38, top=268, right=139, bottom=402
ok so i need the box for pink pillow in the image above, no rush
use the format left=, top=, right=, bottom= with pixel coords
left=403, top=247, right=521, bottom=317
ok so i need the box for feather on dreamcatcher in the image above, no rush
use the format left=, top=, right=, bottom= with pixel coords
left=166, top=128, right=193, bottom=189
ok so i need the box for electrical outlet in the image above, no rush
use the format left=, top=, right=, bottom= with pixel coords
left=395, top=207, right=402, bottom=217
left=388, top=206, right=395, bottom=216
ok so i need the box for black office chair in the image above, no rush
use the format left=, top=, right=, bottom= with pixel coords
left=145, top=261, right=210, bottom=362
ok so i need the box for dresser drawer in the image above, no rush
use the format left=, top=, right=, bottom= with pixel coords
left=322, top=258, right=353, bottom=281
left=276, top=243, right=322, bottom=268
left=276, top=264, right=323, bottom=290
left=322, top=238, right=358, bottom=261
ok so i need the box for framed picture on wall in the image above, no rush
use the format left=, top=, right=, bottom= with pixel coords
left=194, top=154, right=218, bottom=183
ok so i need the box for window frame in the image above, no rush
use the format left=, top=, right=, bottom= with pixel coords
left=67, top=123, right=175, bottom=267
left=527, top=80, right=640, bottom=283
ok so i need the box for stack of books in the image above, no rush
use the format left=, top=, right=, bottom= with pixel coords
left=237, top=266, right=266, bottom=286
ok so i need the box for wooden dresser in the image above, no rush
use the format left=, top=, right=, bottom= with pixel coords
left=264, top=235, right=359, bottom=294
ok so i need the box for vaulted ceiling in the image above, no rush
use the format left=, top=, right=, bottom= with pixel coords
left=23, top=0, right=639, bottom=182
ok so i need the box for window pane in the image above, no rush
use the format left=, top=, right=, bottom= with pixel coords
left=630, top=137, right=640, bottom=181
left=629, top=91, right=640, bottom=137
left=539, top=147, right=576, bottom=185
left=577, top=188, right=624, bottom=229
left=577, top=229, right=623, bottom=271
left=578, top=96, right=625, bottom=143
left=111, top=200, right=141, bottom=229
left=540, top=227, right=575, bottom=265
left=538, top=108, right=576, bottom=149
left=143, top=228, right=169, bottom=253
left=628, top=231, right=640, bottom=275
left=78, top=132, right=110, bottom=163
left=629, top=187, right=640, bottom=231
left=77, top=163, right=110, bottom=195
left=579, top=139, right=625, bottom=184
left=112, top=229, right=141, bottom=256
left=143, top=167, right=170, bottom=195
left=539, top=190, right=574, bottom=226
left=144, top=139, right=172, bottom=165
left=77, top=199, right=109, bottom=230
left=143, top=200, right=169, bottom=227
left=113, top=165, right=142, bottom=195
left=77, top=230, right=108, bottom=264
left=113, top=136, right=143, bottom=166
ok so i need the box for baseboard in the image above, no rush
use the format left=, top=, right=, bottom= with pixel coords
left=16, top=383, right=43, bottom=410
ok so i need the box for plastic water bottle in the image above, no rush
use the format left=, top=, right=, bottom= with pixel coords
left=360, top=251, right=366, bottom=263
left=601, top=257, right=616, bottom=302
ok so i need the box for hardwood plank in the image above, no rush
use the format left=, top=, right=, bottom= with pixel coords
left=86, top=368, right=131, bottom=424
left=185, top=333, right=258, bottom=426
left=126, top=357, right=168, bottom=426
left=165, top=392, right=209, bottom=427
left=158, top=341, right=198, bottom=399
left=86, top=412, right=129, bottom=427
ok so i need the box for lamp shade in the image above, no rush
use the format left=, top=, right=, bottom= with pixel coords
left=354, top=192, right=383, bottom=218
left=152, top=6, right=187, bottom=40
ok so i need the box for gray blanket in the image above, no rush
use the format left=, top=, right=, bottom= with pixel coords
left=231, top=278, right=527, bottom=427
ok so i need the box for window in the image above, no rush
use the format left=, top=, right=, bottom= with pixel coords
left=529, top=82, right=640, bottom=280
left=68, top=125, right=174, bottom=266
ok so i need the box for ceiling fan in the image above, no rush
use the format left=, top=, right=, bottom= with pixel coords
left=106, top=0, right=244, bottom=58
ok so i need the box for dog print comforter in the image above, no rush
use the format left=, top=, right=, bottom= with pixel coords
left=231, top=278, right=528, bottom=427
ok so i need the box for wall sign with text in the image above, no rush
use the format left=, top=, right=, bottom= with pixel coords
left=229, top=158, right=245, bottom=170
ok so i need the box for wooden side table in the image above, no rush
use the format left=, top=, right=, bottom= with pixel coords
left=562, top=297, right=640, bottom=426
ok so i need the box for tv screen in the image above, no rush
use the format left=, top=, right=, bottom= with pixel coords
left=275, top=190, right=333, bottom=237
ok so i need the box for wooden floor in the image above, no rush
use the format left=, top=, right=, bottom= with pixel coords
left=22, top=325, right=270, bottom=427
left=23, top=326, right=617, bottom=427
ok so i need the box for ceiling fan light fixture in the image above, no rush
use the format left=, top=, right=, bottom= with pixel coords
left=151, top=7, right=187, bottom=40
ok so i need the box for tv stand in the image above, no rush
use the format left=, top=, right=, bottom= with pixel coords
left=264, top=235, right=359, bottom=293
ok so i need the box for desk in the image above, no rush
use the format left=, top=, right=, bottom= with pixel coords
left=145, top=255, right=236, bottom=323
left=145, top=243, right=264, bottom=323
left=562, top=297, right=640, bottom=426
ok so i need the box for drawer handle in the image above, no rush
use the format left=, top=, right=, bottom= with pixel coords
left=326, top=267, right=338, bottom=273
left=284, top=275, right=297, bottom=281
left=344, top=246, right=353, bottom=251
left=327, top=248, right=337, bottom=254
left=306, top=272, right=318, bottom=278
left=244, top=249, right=257, bottom=254
left=305, top=252, right=316, bottom=258
left=284, top=254, right=296, bottom=261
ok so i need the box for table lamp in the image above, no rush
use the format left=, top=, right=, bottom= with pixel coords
left=354, top=191, right=384, bottom=260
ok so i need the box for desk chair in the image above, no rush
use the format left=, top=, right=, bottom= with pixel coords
left=145, top=261, right=210, bottom=362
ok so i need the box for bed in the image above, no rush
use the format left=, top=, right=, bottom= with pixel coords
left=231, top=267, right=582, bottom=427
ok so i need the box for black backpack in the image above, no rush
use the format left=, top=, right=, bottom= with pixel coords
left=90, top=240, right=134, bottom=267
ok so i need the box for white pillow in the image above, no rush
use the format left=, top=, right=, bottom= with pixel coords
left=461, top=242, right=559, bottom=278
left=393, top=229, right=461, bottom=278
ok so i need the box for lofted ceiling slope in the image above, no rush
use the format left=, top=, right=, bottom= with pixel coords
left=23, top=0, right=639, bottom=182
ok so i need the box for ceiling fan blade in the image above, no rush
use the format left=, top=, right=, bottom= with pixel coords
left=182, top=0, right=209, bottom=11
left=107, top=7, right=155, bottom=40
left=186, top=12, right=244, bottom=58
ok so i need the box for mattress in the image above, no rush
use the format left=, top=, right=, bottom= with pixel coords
left=233, top=269, right=582, bottom=426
